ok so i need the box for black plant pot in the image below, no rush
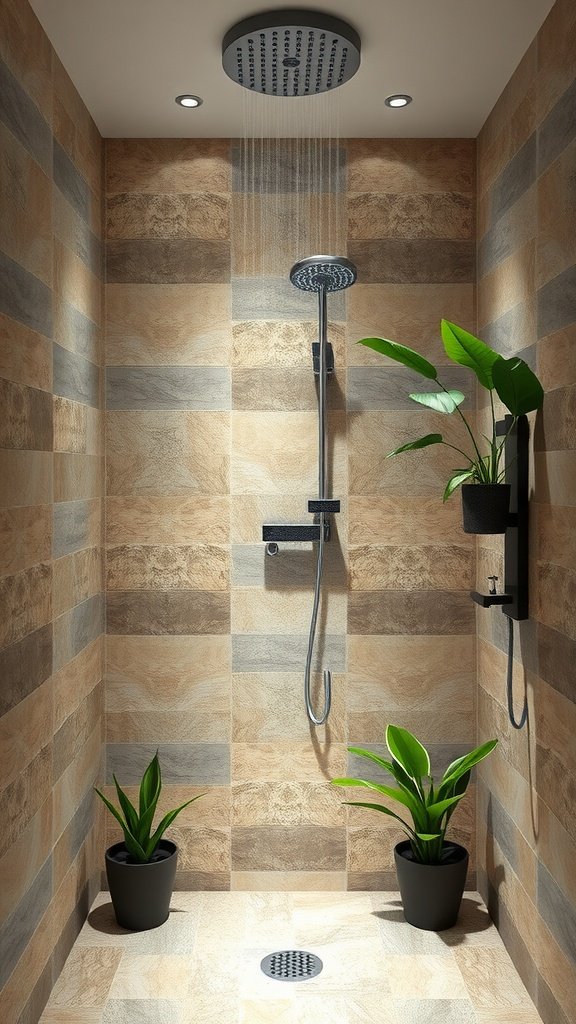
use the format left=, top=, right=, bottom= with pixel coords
left=394, top=840, right=469, bottom=931
left=105, top=839, right=177, bottom=931
left=461, top=483, right=511, bottom=534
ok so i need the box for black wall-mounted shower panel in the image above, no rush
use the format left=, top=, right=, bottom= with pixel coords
left=470, top=414, right=529, bottom=620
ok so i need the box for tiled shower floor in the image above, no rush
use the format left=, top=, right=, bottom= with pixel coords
left=40, top=891, right=543, bottom=1023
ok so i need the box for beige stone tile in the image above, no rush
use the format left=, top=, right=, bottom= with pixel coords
left=232, top=193, right=345, bottom=277
left=54, top=635, right=103, bottom=728
left=347, top=283, right=475, bottom=366
left=52, top=724, right=102, bottom=839
left=0, top=504, right=51, bottom=578
left=475, top=1011, right=543, bottom=1024
left=231, top=411, right=347, bottom=495
left=536, top=0, right=576, bottom=123
left=0, top=450, right=52, bottom=508
left=106, top=709, right=229, bottom=743
left=106, top=634, right=230, bottom=713
left=239, top=999, right=294, bottom=1023
left=109, top=954, right=195, bottom=999
left=232, top=588, right=346, bottom=634
left=385, top=953, right=468, bottom=999
left=0, top=0, right=53, bottom=122
left=47, top=948, right=123, bottom=1008
left=101, top=784, right=230, bottom=828
left=106, top=496, right=229, bottom=545
left=347, top=140, right=475, bottom=195
left=349, top=543, right=473, bottom=590
left=348, top=191, right=473, bottom=240
left=106, top=138, right=230, bottom=195
left=106, top=543, right=229, bottom=591
left=232, top=320, right=346, bottom=369
left=533, top=451, right=576, bottom=507
left=41, top=1010, right=103, bottom=1023
left=106, top=411, right=230, bottom=496
left=348, top=495, right=471, bottom=546
left=230, top=495, right=348, bottom=544
left=535, top=503, right=576, bottom=572
left=478, top=242, right=535, bottom=325
left=538, top=326, right=576, bottom=391
left=0, top=796, right=52, bottom=921
left=55, top=453, right=103, bottom=502
left=231, top=871, right=347, bottom=891
left=53, top=546, right=102, bottom=618
left=0, top=562, right=51, bottom=647
left=232, top=781, right=345, bottom=827
left=53, top=56, right=102, bottom=196
left=454, top=947, right=534, bottom=1008
left=0, top=312, right=52, bottom=391
left=107, top=191, right=230, bottom=240
left=0, top=678, right=53, bottom=791
left=55, top=239, right=101, bottom=325
left=231, top=672, right=347, bottom=744
left=106, top=283, right=231, bottom=366
left=181, top=993, right=239, bottom=1023
left=537, top=138, right=576, bottom=288
left=347, top=409, right=475, bottom=497
left=231, top=741, right=347, bottom=783
left=348, top=634, right=475, bottom=740
left=293, top=891, right=379, bottom=944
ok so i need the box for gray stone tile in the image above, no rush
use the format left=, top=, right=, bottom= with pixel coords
left=490, top=134, right=537, bottom=225
left=53, top=139, right=90, bottom=224
left=478, top=186, right=537, bottom=277
left=53, top=593, right=104, bottom=671
left=0, top=855, right=52, bottom=988
left=348, top=591, right=475, bottom=635
left=536, top=974, right=573, bottom=1024
left=479, top=782, right=520, bottom=875
left=481, top=299, right=537, bottom=355
left=232, top=633, right=346, bottom=673
left=55, top=300, right=100, bottom=363
left=538, top=861, right=576, bottom=966
left=348, top=239, right=475, bottom=284
left=347, top=365, right=473, bottom=411
left=539, top=77, right=576, bottom=175
left=231, top=825, right=346, bottom=870
left=54, top=189, right=102, bottom=276
left=0, top=624, right=52, bottom=716
left=53, top=684, right=102, bottom=782
left=106, top=239, right=230, bottom=284
left=16, top=959, right=52, bottom=1024
left=0, top=248, right=52, bottom=338
left=54, top=343, right=100, bottom=407
left=537, top=263, right=576, bottom=339
left=106, top=590, right=230, bottom=635
left=394, top=1000, right=477, bottom=1023
left=231, top=275, right=345, bottom=321
left=106, top=366, right=231, bottom=410
left=346, top=743, right=471, bottom=784
left=0, top=58, right=51, bottom=174
left=53, top=499, right=95, bottom=558
left=103, top=1000, right=185, bottom=1023
left=231, top=139, right=345, bottom=193
left=106, top=742, right=230, bottom=785
left=233, top=543, right=347, bottom=590
left=68, top=786, right=96, bottom=862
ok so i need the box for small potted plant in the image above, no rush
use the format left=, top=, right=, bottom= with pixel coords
left=359, top=320, right=543, bottom=533
left=95, top=751, right=203, bottom=931
left=332, top=725, right=497, bottom=930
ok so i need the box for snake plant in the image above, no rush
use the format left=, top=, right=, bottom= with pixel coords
left=95, top=751, right=203, bottom=863
left=332, top=725, right=497, bottom=865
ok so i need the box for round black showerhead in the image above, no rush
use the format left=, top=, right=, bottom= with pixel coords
left=222, top=9, right=361, bottom=97
left=290, top=255, right=357, bottom=293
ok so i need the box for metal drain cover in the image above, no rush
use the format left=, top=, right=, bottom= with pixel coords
left=261, top=949, right=323, bottom=981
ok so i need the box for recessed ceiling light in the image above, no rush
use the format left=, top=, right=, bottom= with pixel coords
left=175, top=94, right=203, bottom=108
left=385, top=94, right=412, bottom=108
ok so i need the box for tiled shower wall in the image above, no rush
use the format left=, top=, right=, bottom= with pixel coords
left=475, top=2, right=576, bottom=1023
left=104, top=135, right=478, bottom=890
left=0, top=1, right=104, bottom=1021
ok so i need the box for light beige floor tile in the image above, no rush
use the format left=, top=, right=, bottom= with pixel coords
left=293, top=892, right=379, bottom=944
left=47, top=948, right=123, bottom=1008
left=240, top=998, right=294, bottom=1023
left=475, top=1010, right=543, bottom=1023
left=385, top=954, right=469, bottom=1000
left=454, top=947, right=534, bottom=1008
left=393, top=998, right=477, bottom=1023
left=41, top=1011, right=103, bottom=1024
left=181, top=994, right=240, bottom=1023
left=108, top=955, right=195, bottom=1000
left=294, top=938, right=392, bottom=994
left=75, top=894, right=201, bottom=952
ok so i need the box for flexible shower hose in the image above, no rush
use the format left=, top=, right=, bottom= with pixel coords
left=506, top=615, right=528, bottom=729
left=304, top=511, right=331, bottom=726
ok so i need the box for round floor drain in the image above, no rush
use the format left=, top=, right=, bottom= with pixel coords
left=260, top=949, right=323, bottom=981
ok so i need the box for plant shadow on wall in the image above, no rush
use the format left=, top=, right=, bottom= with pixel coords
left=358, top=320, right=544, bottom=534
left=333, top=725, right=498, bottom=931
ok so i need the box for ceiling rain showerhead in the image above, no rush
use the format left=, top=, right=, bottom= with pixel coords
left=290, top=255, right=357, bottom=293
left=222, top=9, right=361, bottom=97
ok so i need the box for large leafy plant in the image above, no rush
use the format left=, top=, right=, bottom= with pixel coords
left=359, top=320, right=543, bottom=500
left=332, top=725, right=497, bottom=865
left=95, top=751, right=203, bottom=863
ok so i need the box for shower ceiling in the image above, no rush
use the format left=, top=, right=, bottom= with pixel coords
left=30, top=0, right=555, bottom=137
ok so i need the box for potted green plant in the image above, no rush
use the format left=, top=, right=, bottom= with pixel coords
left=359, top=320, right=544, bottom=533
left=95, top=751, right=203, bottom=930
left=332, top=725, right=497, bottom=930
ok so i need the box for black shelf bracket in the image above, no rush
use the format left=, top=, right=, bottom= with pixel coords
left=470, top=414, right=529, bottom=620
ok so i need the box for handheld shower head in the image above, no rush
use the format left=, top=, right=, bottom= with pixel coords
left=290, top=255, right=357, bottom=293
